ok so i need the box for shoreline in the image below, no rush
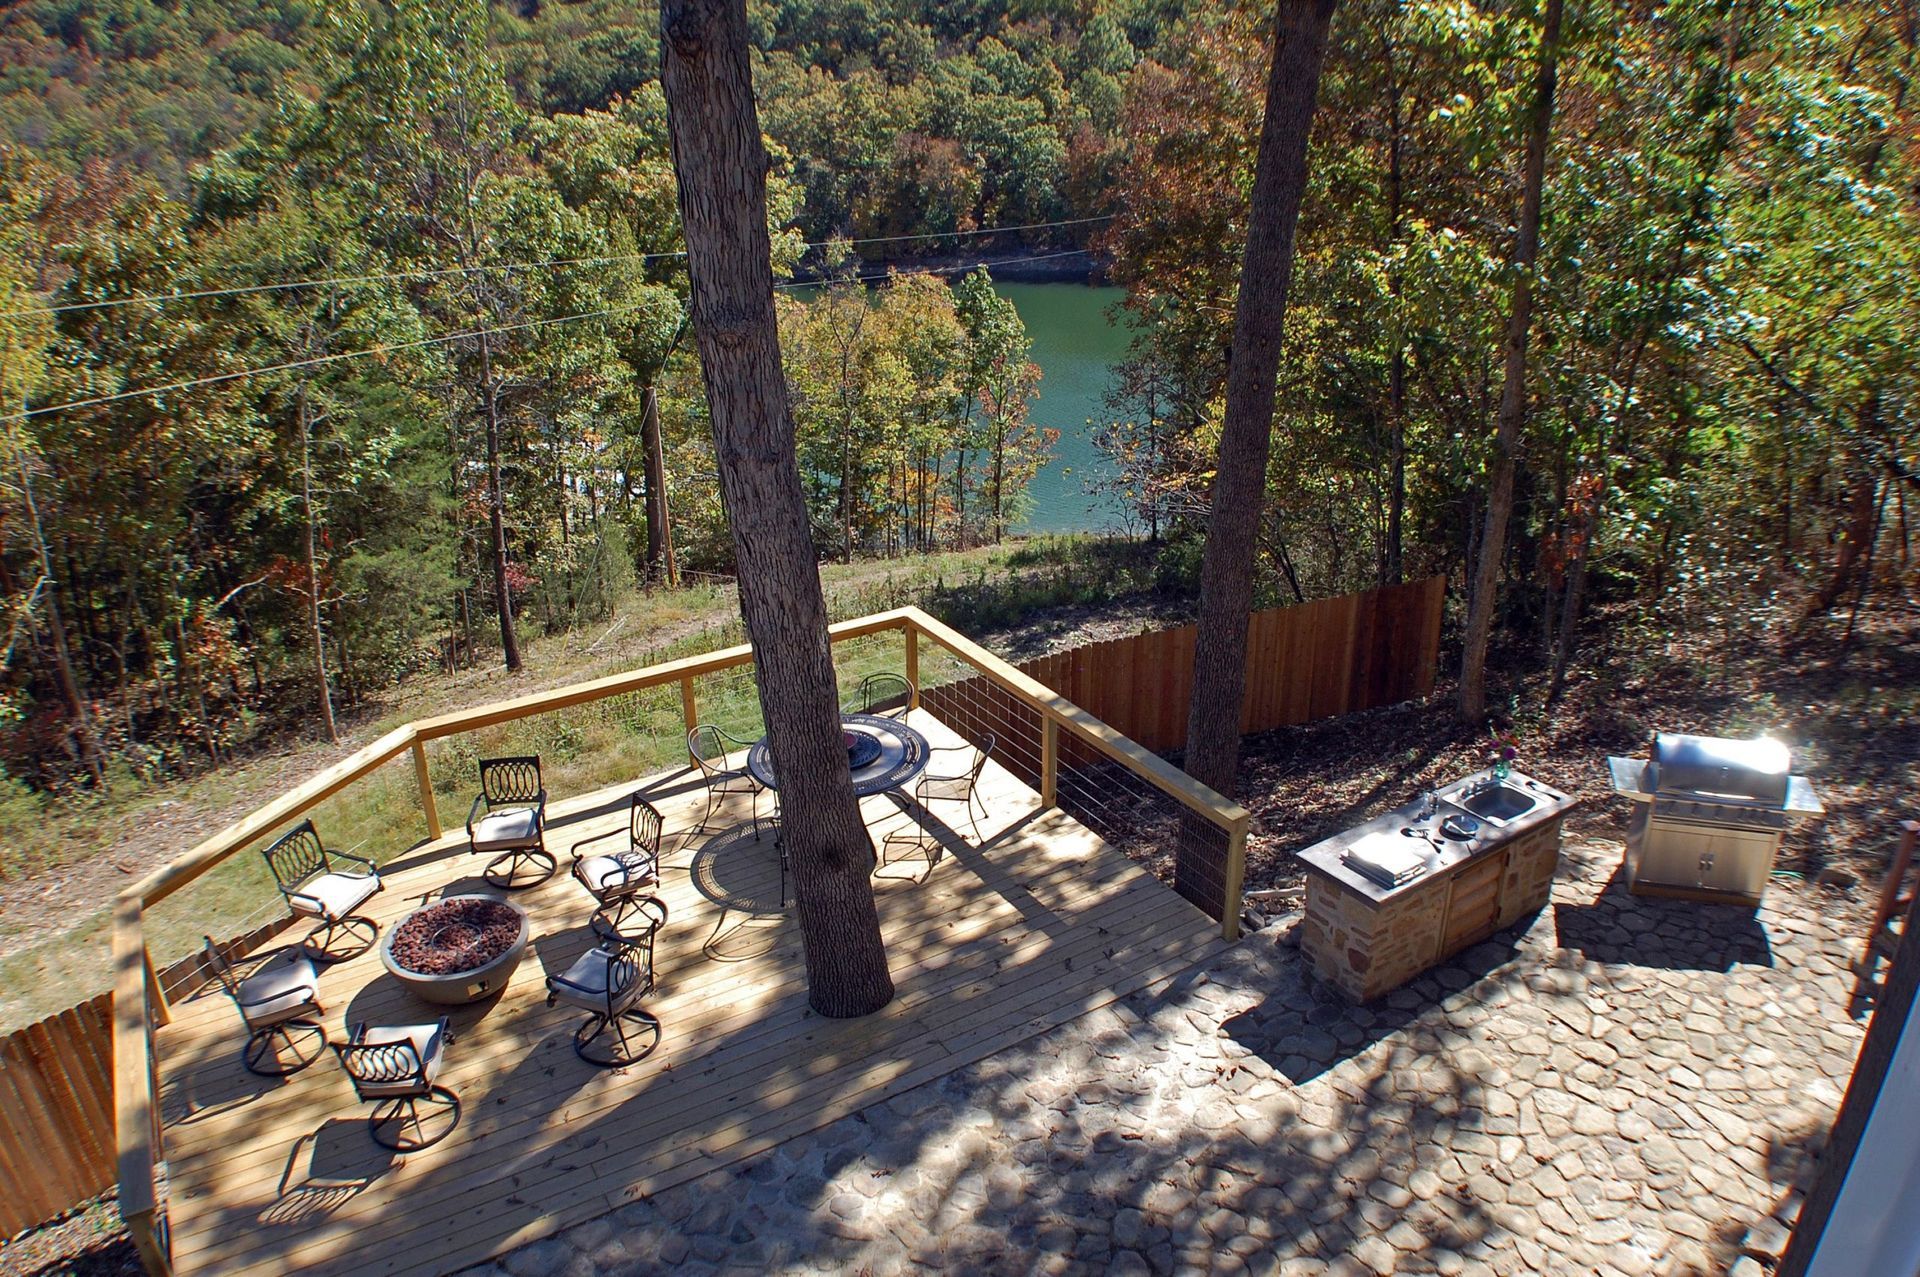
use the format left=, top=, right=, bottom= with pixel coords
left=791, top=246, right=1112, bottom=286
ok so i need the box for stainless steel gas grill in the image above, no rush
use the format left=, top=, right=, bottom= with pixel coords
left=1606, top=733, right=1824, bottom=906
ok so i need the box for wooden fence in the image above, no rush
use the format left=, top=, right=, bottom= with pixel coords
left=925, top=576, right=1445, bottom=774
left=0, top=917, right=292, bottom=1241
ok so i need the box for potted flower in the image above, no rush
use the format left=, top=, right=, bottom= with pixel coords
left=1489, top=727, right=1519, bottom=782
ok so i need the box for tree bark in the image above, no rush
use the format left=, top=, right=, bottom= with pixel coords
left=1455, top=0, right=1564, bottom=724
left=1384, top=39, right=1407, bottom=586
left=479, top=329, right=523, bottom=673
left=1181, top=0, right=1339, bottom=816
left=297, top=385, right=340, bottom=744
left=9, top=432, right=104, bottom=786
left=640, top=381, right=680, bottom=587
left=661, top=0, right=893, bottom=1017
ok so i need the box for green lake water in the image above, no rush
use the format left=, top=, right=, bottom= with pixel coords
left=995, top=282, right=1130, bottom=534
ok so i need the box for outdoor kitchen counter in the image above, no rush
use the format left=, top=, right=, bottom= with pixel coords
left=1296, top=768, right=1584, bottom=1001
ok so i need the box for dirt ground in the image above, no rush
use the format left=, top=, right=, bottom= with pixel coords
left=1226, top=599, right=1918, bottom=919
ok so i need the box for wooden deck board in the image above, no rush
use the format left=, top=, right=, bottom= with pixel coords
left=157, top=712, right=1225, bottom=1277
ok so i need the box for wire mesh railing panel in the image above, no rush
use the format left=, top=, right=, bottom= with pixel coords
left=918, top=656, right=1236, bottom=924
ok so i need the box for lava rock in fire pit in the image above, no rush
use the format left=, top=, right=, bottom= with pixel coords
left=380, top=894, right=529, bottom=1004
left=389, top=897, right=522, bottom=974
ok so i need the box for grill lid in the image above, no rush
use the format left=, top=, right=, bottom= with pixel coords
left=1652, top=732, right=1790, bottom=804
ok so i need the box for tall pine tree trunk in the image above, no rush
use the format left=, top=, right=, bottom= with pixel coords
left=1456, top=0, right=1563, bottom=724
left=297, top=385, right=340, bottom=744
left=661, top=0, right=893, bottom=1018
left=1181, top=0, right=1340, bottom=809
left=479, top=329, right=523, bottom=673
left=1384, top=66, right=1407, bottom=586
left=640, top=381, right=680, bottom=587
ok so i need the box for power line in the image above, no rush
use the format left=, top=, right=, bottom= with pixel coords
left=0, top=249, right=1102, bottom=425
left=0, top=302, right=647, bottom=426
left=0, top=215, right=1115, bottom=323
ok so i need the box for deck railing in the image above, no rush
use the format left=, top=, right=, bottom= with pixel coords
left=110, top=605, right=1250, bottom=1274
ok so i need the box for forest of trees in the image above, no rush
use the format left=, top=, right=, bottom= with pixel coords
left=0, top=0, right=1912, bottom=797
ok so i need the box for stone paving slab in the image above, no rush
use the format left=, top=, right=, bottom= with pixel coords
left=477, top=839, right=1866, bottom=1276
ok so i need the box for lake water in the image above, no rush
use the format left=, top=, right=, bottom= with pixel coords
left=995, top=283, right=1130, bottom=534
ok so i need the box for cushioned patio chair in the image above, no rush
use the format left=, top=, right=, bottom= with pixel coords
left=467, top=755, right=555, bottom=889
left=335, top=1016, right=460, bottom=1150
left=262, top=820, right=383, bottom=961
left=571, top=794, right=665, bottom=931
left=688, top=724, right=765, bottom=833
left=546, top=908, right=664, bottom=1068
left=849, top=672, right=916, bottom=719
left=202, top=936, right=327, bottom=1077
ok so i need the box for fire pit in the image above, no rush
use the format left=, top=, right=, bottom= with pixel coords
left=380, top=894, right=529, bottom=1005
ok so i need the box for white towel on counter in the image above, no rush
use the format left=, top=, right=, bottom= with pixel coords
left=1342, top=830, right=1429, bottom=887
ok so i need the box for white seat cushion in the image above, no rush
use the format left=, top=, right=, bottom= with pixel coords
left=578, top=851, right=656, bottom=898
left=347, top=1022, right=447, bottom=1095
left=472, top=808, right=540, bottom=852
left=549, top=947, right=641, bottom=1015
left=238, top=952, right=321, bottom=1028
left=287, top=870, right=380, bottom=920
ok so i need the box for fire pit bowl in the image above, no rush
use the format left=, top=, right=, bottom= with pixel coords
left=380, top=894, right=529, bottom=1005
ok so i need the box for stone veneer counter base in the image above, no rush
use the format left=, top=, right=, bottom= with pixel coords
left=1296, top=768, right=1583, bottom=1001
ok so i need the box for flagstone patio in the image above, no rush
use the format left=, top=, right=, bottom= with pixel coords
left=480, top=836, right=1866, bottom=1277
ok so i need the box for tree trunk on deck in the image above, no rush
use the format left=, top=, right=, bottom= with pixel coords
left=1178, top=0, right=1338, bottom=910
left=661, top=0, right=893, bottom=1017
left=1456, top=0, right=1563, bottom=724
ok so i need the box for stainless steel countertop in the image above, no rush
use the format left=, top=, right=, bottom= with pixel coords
left=1297, top=768, right=1582, bottom=906
left=1294, top=768, right=1584, bottom=905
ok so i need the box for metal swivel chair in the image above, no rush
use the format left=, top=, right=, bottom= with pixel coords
left=335, top=1016, right=460, bottom=1150
left=916, top=731, right=995, bottom=844
left=262, top=820, right=383, bottom=961
left=546, top=908, right=664, bottom=1068
left=467, top=755, right=554, bottom=889
left=687, top=724, right=765, bottom=833
left=571, top=794, right=665, bottom=932
left=850, top=672, right=917, bottom=719
left=202, top=936, right=327, bottom=1077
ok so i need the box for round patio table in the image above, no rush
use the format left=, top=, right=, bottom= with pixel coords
left=746, top=712, right=930, bottom=797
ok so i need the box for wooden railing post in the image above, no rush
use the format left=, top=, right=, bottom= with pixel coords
left=1220, top=814, right=1251, bottom=942
left=680, top=674, right=699, bottom=742
left=142, top=945, right=170, bottom=1028
left=1041, top=716, right=1058, bottom=808
left=904, top=624, right=920, bottom=708
left=411, top=737, right=441, bottom=841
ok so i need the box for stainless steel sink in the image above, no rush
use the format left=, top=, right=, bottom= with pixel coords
left=1452, top=782, right=1539, bottom=827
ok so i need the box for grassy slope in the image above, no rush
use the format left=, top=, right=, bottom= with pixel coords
left=0, top=536, right=1163, bottom=1031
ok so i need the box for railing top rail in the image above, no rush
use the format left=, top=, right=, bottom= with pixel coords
left=412, top=610, right=915, bottom=740
left=130, top=725, right=418, bottom=908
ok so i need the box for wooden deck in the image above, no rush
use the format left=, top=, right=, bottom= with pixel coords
left=155, top=711, right=1228, bottom=1277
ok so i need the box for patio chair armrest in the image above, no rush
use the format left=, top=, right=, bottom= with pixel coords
left=281, top=883, right=326, bottom=914
left=570, top=826, right=629, bottom=858
left=532, top=789, right=548, bottom=816
left=465, top=793, right=488, bottom=839
left=332, top=851, right=379, bottom=875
